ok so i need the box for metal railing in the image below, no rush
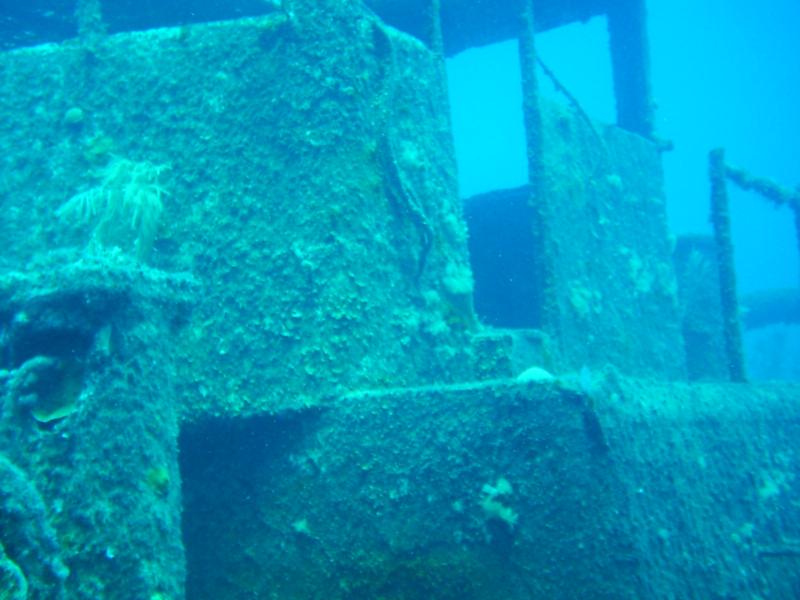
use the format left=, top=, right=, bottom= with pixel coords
left=708, top=148, right=800, bottom=382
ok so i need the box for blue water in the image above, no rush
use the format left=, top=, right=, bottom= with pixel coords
left=447, top=0, right=800, bottom=294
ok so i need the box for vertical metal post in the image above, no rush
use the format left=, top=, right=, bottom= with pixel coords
left=709, top=149, right=747, bottom=382
left=423, top=0, right=449, bottom=111
left=518, top=0, right=542, bottom=193
left=422, top=0, right=458, bottom=178
left=423, top=0, right=445, bottom=56
left=75, top=0, right=106, bottom=39
left=518, top=0, right=557, bottom=337
left=607, top=0, right=655, bottom=138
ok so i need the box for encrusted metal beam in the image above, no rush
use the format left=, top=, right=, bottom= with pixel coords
left=709, top=148, right=747, bottom=382
left=518, top=0, right=558, bottom=338
left=607, top=0, right=655, bottom=137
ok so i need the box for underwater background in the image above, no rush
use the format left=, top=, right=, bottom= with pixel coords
left=449, top=0, right=800, bottom=290
left=448, top=0, right=800, bottom=379
left=0, top=0, right=799, bottom=599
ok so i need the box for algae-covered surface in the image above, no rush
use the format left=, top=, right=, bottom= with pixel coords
left=1, top=1, right=799, bottom=599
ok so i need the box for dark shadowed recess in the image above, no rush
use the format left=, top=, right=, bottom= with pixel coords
left=0, top=0, right=278, bottom=50
left=463, top=185, right=540, bottom=328
left=179, top=411, right=315, bottom=597
left=1, top=0, right=609, bottom=53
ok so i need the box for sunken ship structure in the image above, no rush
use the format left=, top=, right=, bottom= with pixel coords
left=1, top=0, right=799, bottom=598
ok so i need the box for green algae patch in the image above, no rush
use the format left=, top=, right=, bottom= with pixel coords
left=146, top=466, right=171, bottom=497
